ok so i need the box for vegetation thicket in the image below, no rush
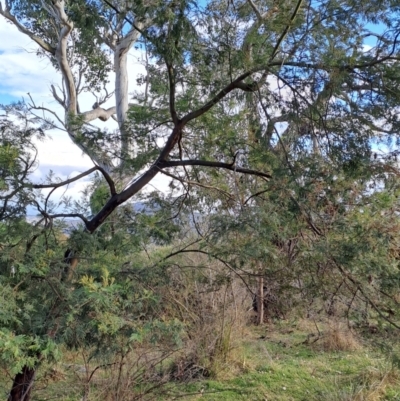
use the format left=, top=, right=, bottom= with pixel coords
left=2, top=0, right=400, bottom=399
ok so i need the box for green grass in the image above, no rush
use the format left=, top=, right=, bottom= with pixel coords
left=159, top=322, right=400, bottom=401
left=2, top=320, right=400, bottom=400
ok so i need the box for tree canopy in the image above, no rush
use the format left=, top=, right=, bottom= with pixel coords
left=2, top=0, right=400, bottom=231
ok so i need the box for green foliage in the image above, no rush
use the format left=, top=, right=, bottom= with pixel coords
left=4, top=0, right=400, bottom=398
left=89, top=182, right=110, bottom=216
left=0, top=331, right=59, bottom=375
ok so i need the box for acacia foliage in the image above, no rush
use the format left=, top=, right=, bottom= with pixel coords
left=196, top=153, right=400, bottom=326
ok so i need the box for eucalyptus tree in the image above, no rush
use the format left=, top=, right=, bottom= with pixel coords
left=2, top=0, right=400, bottom=399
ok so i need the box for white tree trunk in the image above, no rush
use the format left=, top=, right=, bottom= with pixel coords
left=114, top=25, right=146, bottom=163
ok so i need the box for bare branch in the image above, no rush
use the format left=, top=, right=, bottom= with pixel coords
left=41, top=212, right=90, bottom=226
left=269, top=0, right=304, bottom=60
left=158, top=159, right=271, bottom=179
left=93, top=86, right=114, bottom=108
left=333, top=258, right=400, bottom=330
left=95, top=166, right=117, bottom=196
left=0, top=6, right=56, bottom=54
left=160, top=169, right=234, bottom=200
left=50, top=84, right=67, bottom=110
left=86, top=123, right=182, bottom=232
left=179, top=62, right=294, bottom=124
left=247, top=0, right=263, bottom=20
left=243, top=188, right=271, bottom=205
left=27, top=93, right=66, bottom=128
left=163, top=248, right=256, bottom=291
left=82, top=106, right=117, bottom=122
left=267, top=53, right=400, bottom=73
left=85, top=164, right=159, bottom=232
left=181, top=71, right=255, bottom=123
left=30, top=167, right=97, bottom=189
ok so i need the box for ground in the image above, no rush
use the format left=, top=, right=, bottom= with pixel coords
left=2, top=318, right=400, bottom=400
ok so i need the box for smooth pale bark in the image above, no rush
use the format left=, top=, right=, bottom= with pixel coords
left=115, top=44, right=130, bottom=134
left=114, top=24, right=146, bottom=160
left=0, top=6, right=149, bottom=398
left=82, top=106, right=117, bottom=123
left=47, top=0, right=77, bottom=115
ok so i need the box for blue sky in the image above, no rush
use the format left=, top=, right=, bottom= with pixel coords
left=0, top=93, right=17, bottom=104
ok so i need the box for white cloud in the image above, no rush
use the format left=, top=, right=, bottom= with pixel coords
left=362, top=44, right=373, bottom=52
left=0, top=21, right=60, bottom=99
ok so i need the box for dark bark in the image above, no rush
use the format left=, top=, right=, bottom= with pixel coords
left=85, top=124, right=184, bottom=233
left=257, top=276, right=264, bottom=325
left=158, top=159, right=271, bottom=179
left=8, top=365, right=36, bottom=401
left=63, top=248, right=79, bottom=281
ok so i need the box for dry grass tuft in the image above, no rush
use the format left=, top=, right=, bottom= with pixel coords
left=359, top=368, right=400, bottom=401
left=325, top=365, right=400, bottom=401
left=319, top=320, right=362, bottom=352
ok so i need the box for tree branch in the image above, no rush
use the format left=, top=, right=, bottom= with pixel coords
left=332, top=258, right=400, bottom=330
left=41, top=212, right=90, bottom=225
left=0, top=6, right=56, bottom=54
left=27, top=93, right=66, bottom=129
left=181, top=71, right=255, bottom=123
left=159, top=169, right=235, bottom=200
left=167, top=42, right=395, bottom=129
left=29, top=167, right=97, bottom=189
left=247, top=0, right=263, bottom=20
left=101, top=0, right=148, bottom=36
left=269, top=0, right=304, bottom=60
left=49, top=0, right=77, bottom=115
left=86, top=164, right=161, bottom=232
left=95, top=165, right=117, bottom=196
left=114, top=23, right=148, bottom=161
left=30, top=165, right=116, bottom=196
left=166, top=61, right=178, bottom=124
left=82, top=106, right=117, bottom=122
left=179, top=59, right=326, bottom=125
left=158, top=159, right=271, bottom=179
left=50, top=84, right=66, bottom=110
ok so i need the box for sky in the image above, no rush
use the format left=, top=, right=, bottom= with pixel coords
left=0, top=17, right=170, bottom=215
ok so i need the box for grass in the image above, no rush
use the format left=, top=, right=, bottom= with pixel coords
left=160, top=320, right=400, bottom=401
left=2, top=319, right=400, bottom=400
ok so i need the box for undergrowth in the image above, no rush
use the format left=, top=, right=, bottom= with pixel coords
left=2, top=318, right=399, bottom=401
